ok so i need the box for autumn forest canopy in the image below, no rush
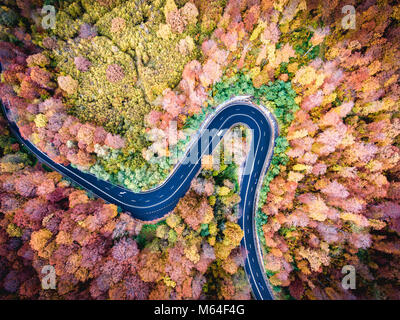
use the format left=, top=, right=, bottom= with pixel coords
left=0, top=0, right=399, bottom=300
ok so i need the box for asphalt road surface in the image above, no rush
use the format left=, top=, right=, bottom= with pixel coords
left=1, top=95, right=278, bottom=300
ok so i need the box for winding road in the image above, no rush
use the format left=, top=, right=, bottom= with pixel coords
left=1, top=94, right=278, bottom=300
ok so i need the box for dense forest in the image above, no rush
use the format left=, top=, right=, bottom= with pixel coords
left=0, top=0, right=399, bottom=299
